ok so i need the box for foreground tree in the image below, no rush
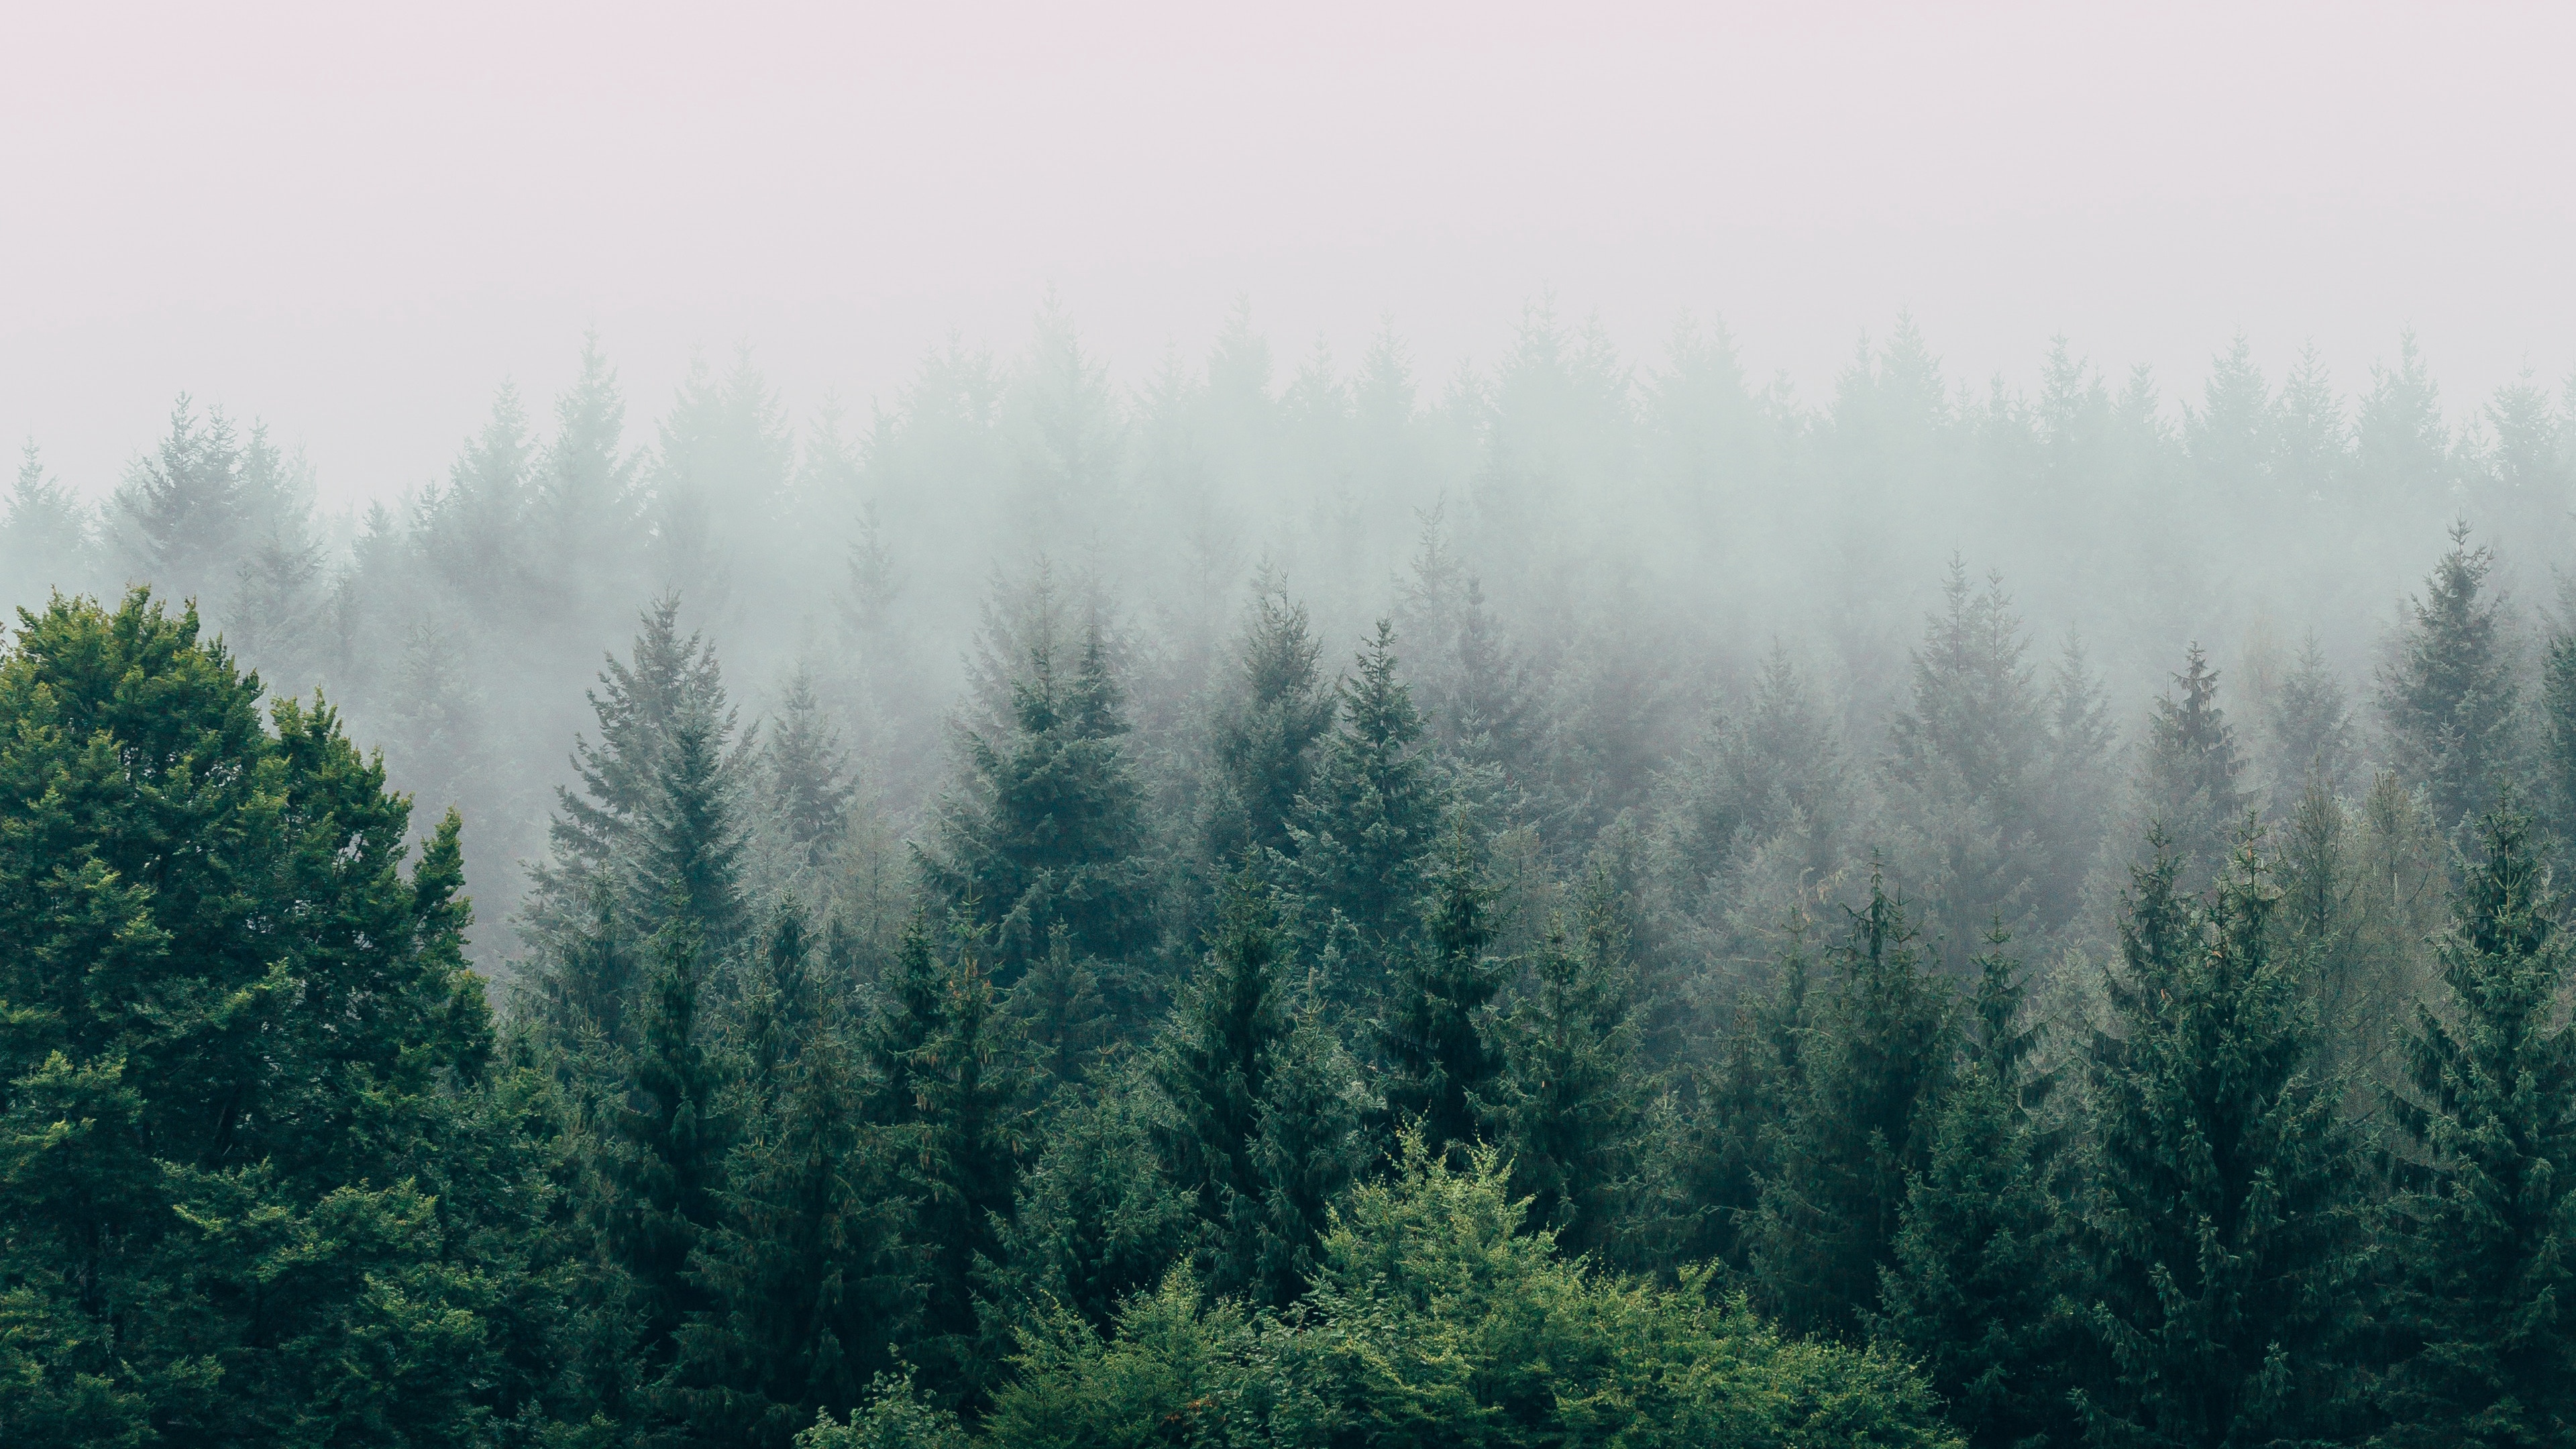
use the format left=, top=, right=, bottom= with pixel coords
left=2078, top=836, right=2367, bottom=1448
left=0, top=591, right=521, bottom=1446
left=2381, top=804, right=2576, bottom=1448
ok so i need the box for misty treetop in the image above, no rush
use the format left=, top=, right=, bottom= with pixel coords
left=9, top=309, right=2576, bottom=1446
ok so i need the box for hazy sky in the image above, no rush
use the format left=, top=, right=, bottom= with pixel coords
left=6, top=1, right=2572, bottom=511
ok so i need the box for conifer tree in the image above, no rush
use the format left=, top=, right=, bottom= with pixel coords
left=1883, top=561, right=2049, bottom=956
left=1153, top=877, right=1294, bottom=1300
left=1285, top=619, right=1441, bottom=1005
left=1748, top=871, right=1955, bottom=1339
left=1877, top=928, right=2078, bottom=1449
left=1247, top=1002, right=1364, bottom=1307
left=2266, top=633, right=2356, bottom=808
left=3, top=441, right=93, bottom=598
left=1205, top=585, right=1337, bottom=863
left=917, top=616, right=1153, bottom=995
left=1650, top=926, right=1817, bottom=1272
left=2133, top=643, right=2251, bottom=888
left=607, top=926, right=734, bottom=1375
left=898, top=926, right=1035, bottom=1405
left=760, top=667, right=859, bottom=873
left=111, top=396, right=250, bottom=604
left=635, top=688, right=752, bottom=951
left=987, top=1065, right=1191, bottom=1334
left=2381, top=804, right=2576, bottom=1448
left=2078, top=835, right=2366, bottom=1448
left=1377, top=820, right=1504, bottom=1157
left=2540, top=625, right=2576, bottom=850
left=1487, top=867, right=1649, bottom=1260
left=2381, top=523, right=2521, bottom=835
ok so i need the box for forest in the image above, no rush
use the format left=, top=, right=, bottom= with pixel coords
left=7, top=305, right=2576, bottom=1448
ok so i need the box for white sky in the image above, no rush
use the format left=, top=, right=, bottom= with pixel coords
left=5, top=0, right=2573, bottom=508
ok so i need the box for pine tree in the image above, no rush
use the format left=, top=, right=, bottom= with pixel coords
left=1876, top=927, right=2078, bottom=1449
left=1748, top=870, right=1956, bottom=1339
left=2133, top=643, right=2251, bottom=888
left=917, top=615, right=1153, bottom=996
left=1205, top=586, right=1336, bottom=862
left=111, top=396, right=250, bottom=604
left=1883, top=561, right=2049, bottom=955
left=986, top=1064, right=1191, bottom=1334
left=2381, top=804, right=2576, bottom=1448
left=2540, top=625, right=2576, bottom=850
left=898, top=925, right=1034, bottom=1406
left=608, top=926, right=734, bottom=1375
left=2266, top=633, right=2355, bottom=808
left=1247, top=1001, right=1363, bottom=1307
left=1377, top=820, right=1504, bottom=1158
left=1284, top=619, right=1442, bottom=1006
left=2381, top=522, right=2520, bottom=835
left=2078, top=834, right=2366, bottom=1449
left=3, top=441, right=91, bottom=603
left=1152, top=877, right=1295, bottom=1301
left=634, top=686, right=752, bottom=952
left=1648, top=924, right=1817, bottom=1273
left=1486, top=866, right=1649, bottom=1260
left=760, top=668, right=859, bottom=873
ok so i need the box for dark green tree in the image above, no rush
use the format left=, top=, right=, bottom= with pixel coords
left=1377, top=820, right=1505, bottom=1158
left=1747, top=871, right=1956, bottom=1339
left=606, top=927, right=734, bottom=1376
left=0, top=591, right=516, bottom=1446
left=1284, top=619, right=1442, bottom=1005
left=2381, top=523, right=2520, bottom=836
left=1205, top=586, right=1337, bottom=861
left=1486, top=866, right=1650, bottom=1261
left=2078, top=835, right=2366, bottom=1449
left=916, top=618, right=1153, bottom=996
left=2380, top=804, right=2576, bottom=1448
left=1876, top=928, right=2079, bottom=1449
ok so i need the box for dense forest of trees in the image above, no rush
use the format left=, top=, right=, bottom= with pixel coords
left=8, top=309, right=2576, bottom=1446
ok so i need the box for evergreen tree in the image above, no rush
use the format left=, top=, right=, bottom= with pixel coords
left=1205, top=586, right=1336, bottom=862
left=635, top=686, right=752, bottom=953
left=986, top=1065, right=1191, bottom=1334
left=2133, top=643, right=2251, bottom=888
left=0, top=590, right=519, bottom=1445
left=1284, top=619, right=1442, bottom=1006
left=1377, top=820, right=1505, bottom=1158
left=2381, top=523, right=2520, bottom=836
left=2540, top=625, right=2576, bottom=850
left=916, top=614, right=1153, bottom=996
left=1486, top=866, right=1650, bottom=1260
left=1748, top=871, right=1956, bottom=1339
left=760, top=668, right=859, bottom=873
left=2078, top=835, right=2366, bottom=1449
left=110, top=396, right=251, bottom=604
left=3, top=441, right=91, bottom=601
left=607, top=926, right=734, bottom=1375
left=1153, top=877, right=1294, bottom=1300
left=1246, top=1000, right=1364, bottom=1307
left=1649, top=925, right=1817, bottom=1272
left=2381, top=804, right=2576, bottom=1448
left=1883, top=561, right=2050, bottom=956
left=2266, top=633, right=2356, bottom=809
left=1877, top=928, right=2078, bottom=1449
left=898, top=926, right=1034, bottom=1405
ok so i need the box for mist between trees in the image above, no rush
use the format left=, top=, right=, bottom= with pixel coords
left=7, top=300, right=2576, bottom=1447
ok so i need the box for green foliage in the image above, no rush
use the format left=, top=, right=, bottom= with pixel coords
left=2379, top=522, right=2521, bottom=836
left=1205, top=588, right=1337, bottom=863
left=0, top=590, right=524, bottom=1446
left=1378, top=820, right=1505, bottom=1158
left=1749, top=871, right=1956, bottom=1339
left=1876, top=929, right=2079, bottom=1449
left=918, top=619, right=1154, bottom=998
left=2078, top=835, right=2367, bottom=1449
left=2380, top=805, right=2576, bottom=1448
left=2133, top=643, right=2249, bottom=891
left=1283, top=619, right=1442, bottom=1006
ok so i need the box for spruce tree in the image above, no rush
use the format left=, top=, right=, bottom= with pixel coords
left=607, top=926, right=734, bottom=1375
left=898, top=926, right=1034, bottom=1406
left=1877, top=928, right=2078, bottom=1449
left=110, top=396, right=250, bottom=604
left=1205, top=586, right=1336, bottom=862
left=1284, top=619, right=1442, bottom=1006
left=1748, top=870, right=1956, bottom=1339
left=2078, top=834, right=2366, bottom=1449
left=1487, top=867, right=1649, bottom=1260
left=2267, top=633, right=2355, bottom=808
left=1377, top=820, right=1504, bottom=1158
left=2381, top=804, right=2576, bottom=1448
left=2133, top=643, right=2250, bottom=890
left=635, top=688, right=751, bottom=952
left=916, top=617, right=1153, bottom=996
left=2541, top=626, right=2576, bottom=851
left=987, top=1065, right=1191, bottom=1334
left=2381, top=523, right=2520, bottom=836
left=1153, top=877, right=1293, bottom=1300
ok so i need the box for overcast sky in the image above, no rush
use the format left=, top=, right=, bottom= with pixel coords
left=5, top=1, right=2572, bottom=510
